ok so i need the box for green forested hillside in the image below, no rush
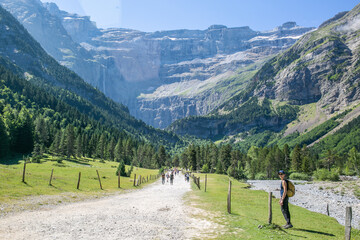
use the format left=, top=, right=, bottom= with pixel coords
left=0, top=5, right=183, bottom=166
left=0, top=63, right=178, bottom=168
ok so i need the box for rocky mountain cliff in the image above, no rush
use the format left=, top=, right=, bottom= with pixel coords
left=0, top=0, right=314, bottom=129
left=170, top=3, right=360, bottom=150
left=73, top=21, right=313, bottom=128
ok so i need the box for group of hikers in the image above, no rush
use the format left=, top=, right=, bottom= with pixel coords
left=161, top=168, right=179, bottom=185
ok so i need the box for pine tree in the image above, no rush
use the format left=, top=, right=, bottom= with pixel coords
left=0, top=116, right=9, bottom=159
left=114, top=139, right=122, bottom=162
left=65, top=125, right=75, bottom=158
left=158, top=145, right=167, bottom=167
left=172, top=155, right=180, bottom=167
left=76, top=134, right=82, bottom=158
left=219, top=144, right=232, bottom=172
left=14, top=108, right=34, bottom=153
left=107, top=137, right=116, bottom=161
left=348, top=147, right=360, bottom=176
left=291, top=144, right=302, bottom=172
left=96, top=133, right=107, bottom=159
left=283, top=144, right=291, bottom=170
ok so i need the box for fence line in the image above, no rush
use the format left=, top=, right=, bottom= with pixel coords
left=18, top=163, right=159, bottom=190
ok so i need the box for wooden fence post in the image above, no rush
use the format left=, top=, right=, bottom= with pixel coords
left=133, top=174, right=136, bottom=187
left=22, top=161, right=26, bottom=183
left=49, top=169, right=54, bottom=186
left=140, top=175, right=142, bottom=185
left=326, top=203, right=330, bottom=216
left=345, top=206, right=352, bottom=240
left=77, top=172, right=81, bottom=189
left=227, top=180, right=232, bottom=214
left=268, top=192, right=272, bottom=224
left=198, top=177, right=201, bottom=189
left=96, top=170, right=103, bottom=190
left=118, top=170, right=121, bottom=188
left=205, top=174, right=207, bottom=192
left=147, top=176, right=148, bottom=182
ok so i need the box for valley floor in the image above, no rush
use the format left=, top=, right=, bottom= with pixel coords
left=0, top=173, right=213, bottom=240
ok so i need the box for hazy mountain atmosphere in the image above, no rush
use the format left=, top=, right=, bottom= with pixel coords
left=0, top=0, right=360, bottom=239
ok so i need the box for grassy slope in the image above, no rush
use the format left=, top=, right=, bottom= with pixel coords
left=0, top=157, right=159, bottom=205
left=187, top=173, right=360, bottom=239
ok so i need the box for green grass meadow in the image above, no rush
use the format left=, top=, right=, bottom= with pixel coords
left=188, top=173, right=360, bottom=240
left=0, top=156, right=159, bottom=204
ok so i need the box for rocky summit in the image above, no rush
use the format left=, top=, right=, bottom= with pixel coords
left=0, top=0, right=314, bottom=129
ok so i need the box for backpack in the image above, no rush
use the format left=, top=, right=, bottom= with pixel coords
left=287, top=180, right=295, bottom=197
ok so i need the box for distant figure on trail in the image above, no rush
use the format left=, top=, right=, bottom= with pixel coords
left=278, top=170, right=293, bottom=229
left=170, top=172, right=174, bottom=185
left=186, top=173, right=190, bottom=182
left=166, top=173, right=169, bottom=182
left=161, top=172, right=165, bottom=185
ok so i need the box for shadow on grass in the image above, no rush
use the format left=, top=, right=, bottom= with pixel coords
left=65, top=159, right=91, bottom=166
left=292, top=228, right=335, bottom=237
left=0, top=154, right=25, bottom=165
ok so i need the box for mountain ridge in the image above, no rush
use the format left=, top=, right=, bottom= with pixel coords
left=169, top=3, right=360, bottom=154
left=0, top=0, right=315, bottom=128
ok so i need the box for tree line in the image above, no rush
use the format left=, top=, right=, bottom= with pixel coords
left=176, top=142, right=360, bottom=180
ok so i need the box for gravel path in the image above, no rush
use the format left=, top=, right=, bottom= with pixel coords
left=248, top=180, right=360, bottom=229
left=0, top=173, right=205, bottom=240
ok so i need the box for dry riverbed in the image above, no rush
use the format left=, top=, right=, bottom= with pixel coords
left=0, top=173, right=214, bottom=240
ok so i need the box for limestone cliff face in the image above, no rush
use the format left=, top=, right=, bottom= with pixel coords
left=49, top=7, right=312, bottom=129
left=0, top=0, right=314, bottom=129
left=170, top=5, right=360, bottom=140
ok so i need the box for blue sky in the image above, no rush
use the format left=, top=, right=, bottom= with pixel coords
left=40, top=0, right=359, bottom=32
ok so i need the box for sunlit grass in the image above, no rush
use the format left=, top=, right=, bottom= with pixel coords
left=187, top=173, right=360, bottom=239
left=0, top=156, right=159, bottom=204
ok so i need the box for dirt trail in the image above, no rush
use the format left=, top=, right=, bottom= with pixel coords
left=0, top=173, right=207, bottom=240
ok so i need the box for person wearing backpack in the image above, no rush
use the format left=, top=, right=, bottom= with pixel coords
left=278, top=170, right=293, bottom=229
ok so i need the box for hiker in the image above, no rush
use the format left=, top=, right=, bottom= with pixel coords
left=278, top=170, right=293, bottom=229
left=166, top=172, right=169, bottom=182
left=170, top=172, right=174, bottom=185
left=161, top=172, right=165, bottom=184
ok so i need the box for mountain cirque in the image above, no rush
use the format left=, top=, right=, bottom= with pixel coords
left=0, top=0, right=314, bottom=128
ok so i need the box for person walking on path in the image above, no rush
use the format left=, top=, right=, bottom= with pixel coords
left=170, top=172, right=174, bottom=185
left=278, top=170, right=293, bottom=229
left=162, top=172, right=166, bottom=185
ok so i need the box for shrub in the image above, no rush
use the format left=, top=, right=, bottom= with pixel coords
left=31, top=155, right=41, bottom=163
left=255, top=173, right=267, bottom=180
left=116, top=161, right=127, bottom=177
left=289, top=172, right=311, bottom=181
left=313, top=168, right=340, bottom=181
left=55, top=157, right=63, bottom=164
left=201, top=164, right=210, bottom=173
left=227, top=166, right=247, bottom=180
